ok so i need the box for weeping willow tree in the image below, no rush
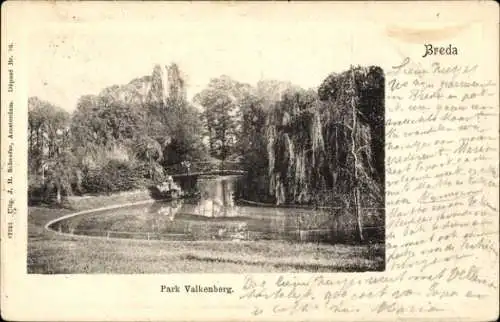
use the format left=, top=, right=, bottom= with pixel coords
left=264, top=66, right=384, bottom=242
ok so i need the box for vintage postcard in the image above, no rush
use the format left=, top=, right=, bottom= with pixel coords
left=1, top=1, right=498, bottom=321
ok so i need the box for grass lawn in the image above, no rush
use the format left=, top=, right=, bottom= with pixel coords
left=28, top=198, right=385, bottom=274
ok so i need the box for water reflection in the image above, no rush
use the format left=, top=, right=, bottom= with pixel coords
left=148, top=199, right=184, bottom=221
left=50, top=174, right=371, bottom=243
left=193, top=175, right=239, bottom=218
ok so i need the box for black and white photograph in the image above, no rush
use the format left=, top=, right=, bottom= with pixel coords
left=3, top=2, right=499, bottom=322
left=26, top=9, right=385, bottom=275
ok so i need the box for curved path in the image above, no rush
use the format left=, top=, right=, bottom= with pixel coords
left=44, top=199, right=160, bottom=241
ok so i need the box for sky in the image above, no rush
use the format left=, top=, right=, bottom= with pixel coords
left=26, top=4, right=398, bottom=112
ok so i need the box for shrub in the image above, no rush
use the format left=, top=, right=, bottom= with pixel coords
left=82, top=160, right=147, bottom=194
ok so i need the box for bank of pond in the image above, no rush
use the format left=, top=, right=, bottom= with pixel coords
left=48, top=174, right=384, bottom=245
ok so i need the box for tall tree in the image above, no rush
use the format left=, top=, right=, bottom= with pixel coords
left=161, top=99, right=208, bottom=166
left=28, top=97, right=76, bottom=203
left=71, top=95, right=148, bottom=156
left=28, top=97, right=72, bottom=184
left=194, top=76, right=250, bottom=161
left=259, top=66, right=384, bottom=242
left=45, top=145, right=78, bottom=204
left=166, top=63, right=187, bottom=105
left=146, top=64, right=167, bottom=107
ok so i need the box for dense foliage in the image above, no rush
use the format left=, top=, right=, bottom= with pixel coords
left=193, top=76, right=251, bottom=161
left=28, top=64, right=207, bottom=204
left=193, top=68, right=384, bottom=242
left=263, top=66, right=385, bottom=207
left=28, top=63, right=384, bottom=242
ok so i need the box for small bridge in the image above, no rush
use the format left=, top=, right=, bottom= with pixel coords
left=164, top=160, right=246, bottom=178
left=171, top=169, right=246, bottom=178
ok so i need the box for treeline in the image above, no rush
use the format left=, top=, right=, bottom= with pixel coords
left=195, top=66, right=385, bottom=242
left=28, top=63, right=385, bottom=233
left=28, top=63, right=208, bottom=205
left=195, top=68, right=385, bottom=205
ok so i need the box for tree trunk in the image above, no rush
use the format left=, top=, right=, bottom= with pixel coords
left=40, top=128, right=45, bottom=184
left=350, top=67, right=364, bottom=242
left=56, top=184, right=62, bottom=205
left=208, top=126, right=214, bottom=152
left=354, top=187, right=363, bottom=241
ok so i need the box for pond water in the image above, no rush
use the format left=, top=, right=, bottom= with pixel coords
left=49, top=175, right=380, bottom=243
